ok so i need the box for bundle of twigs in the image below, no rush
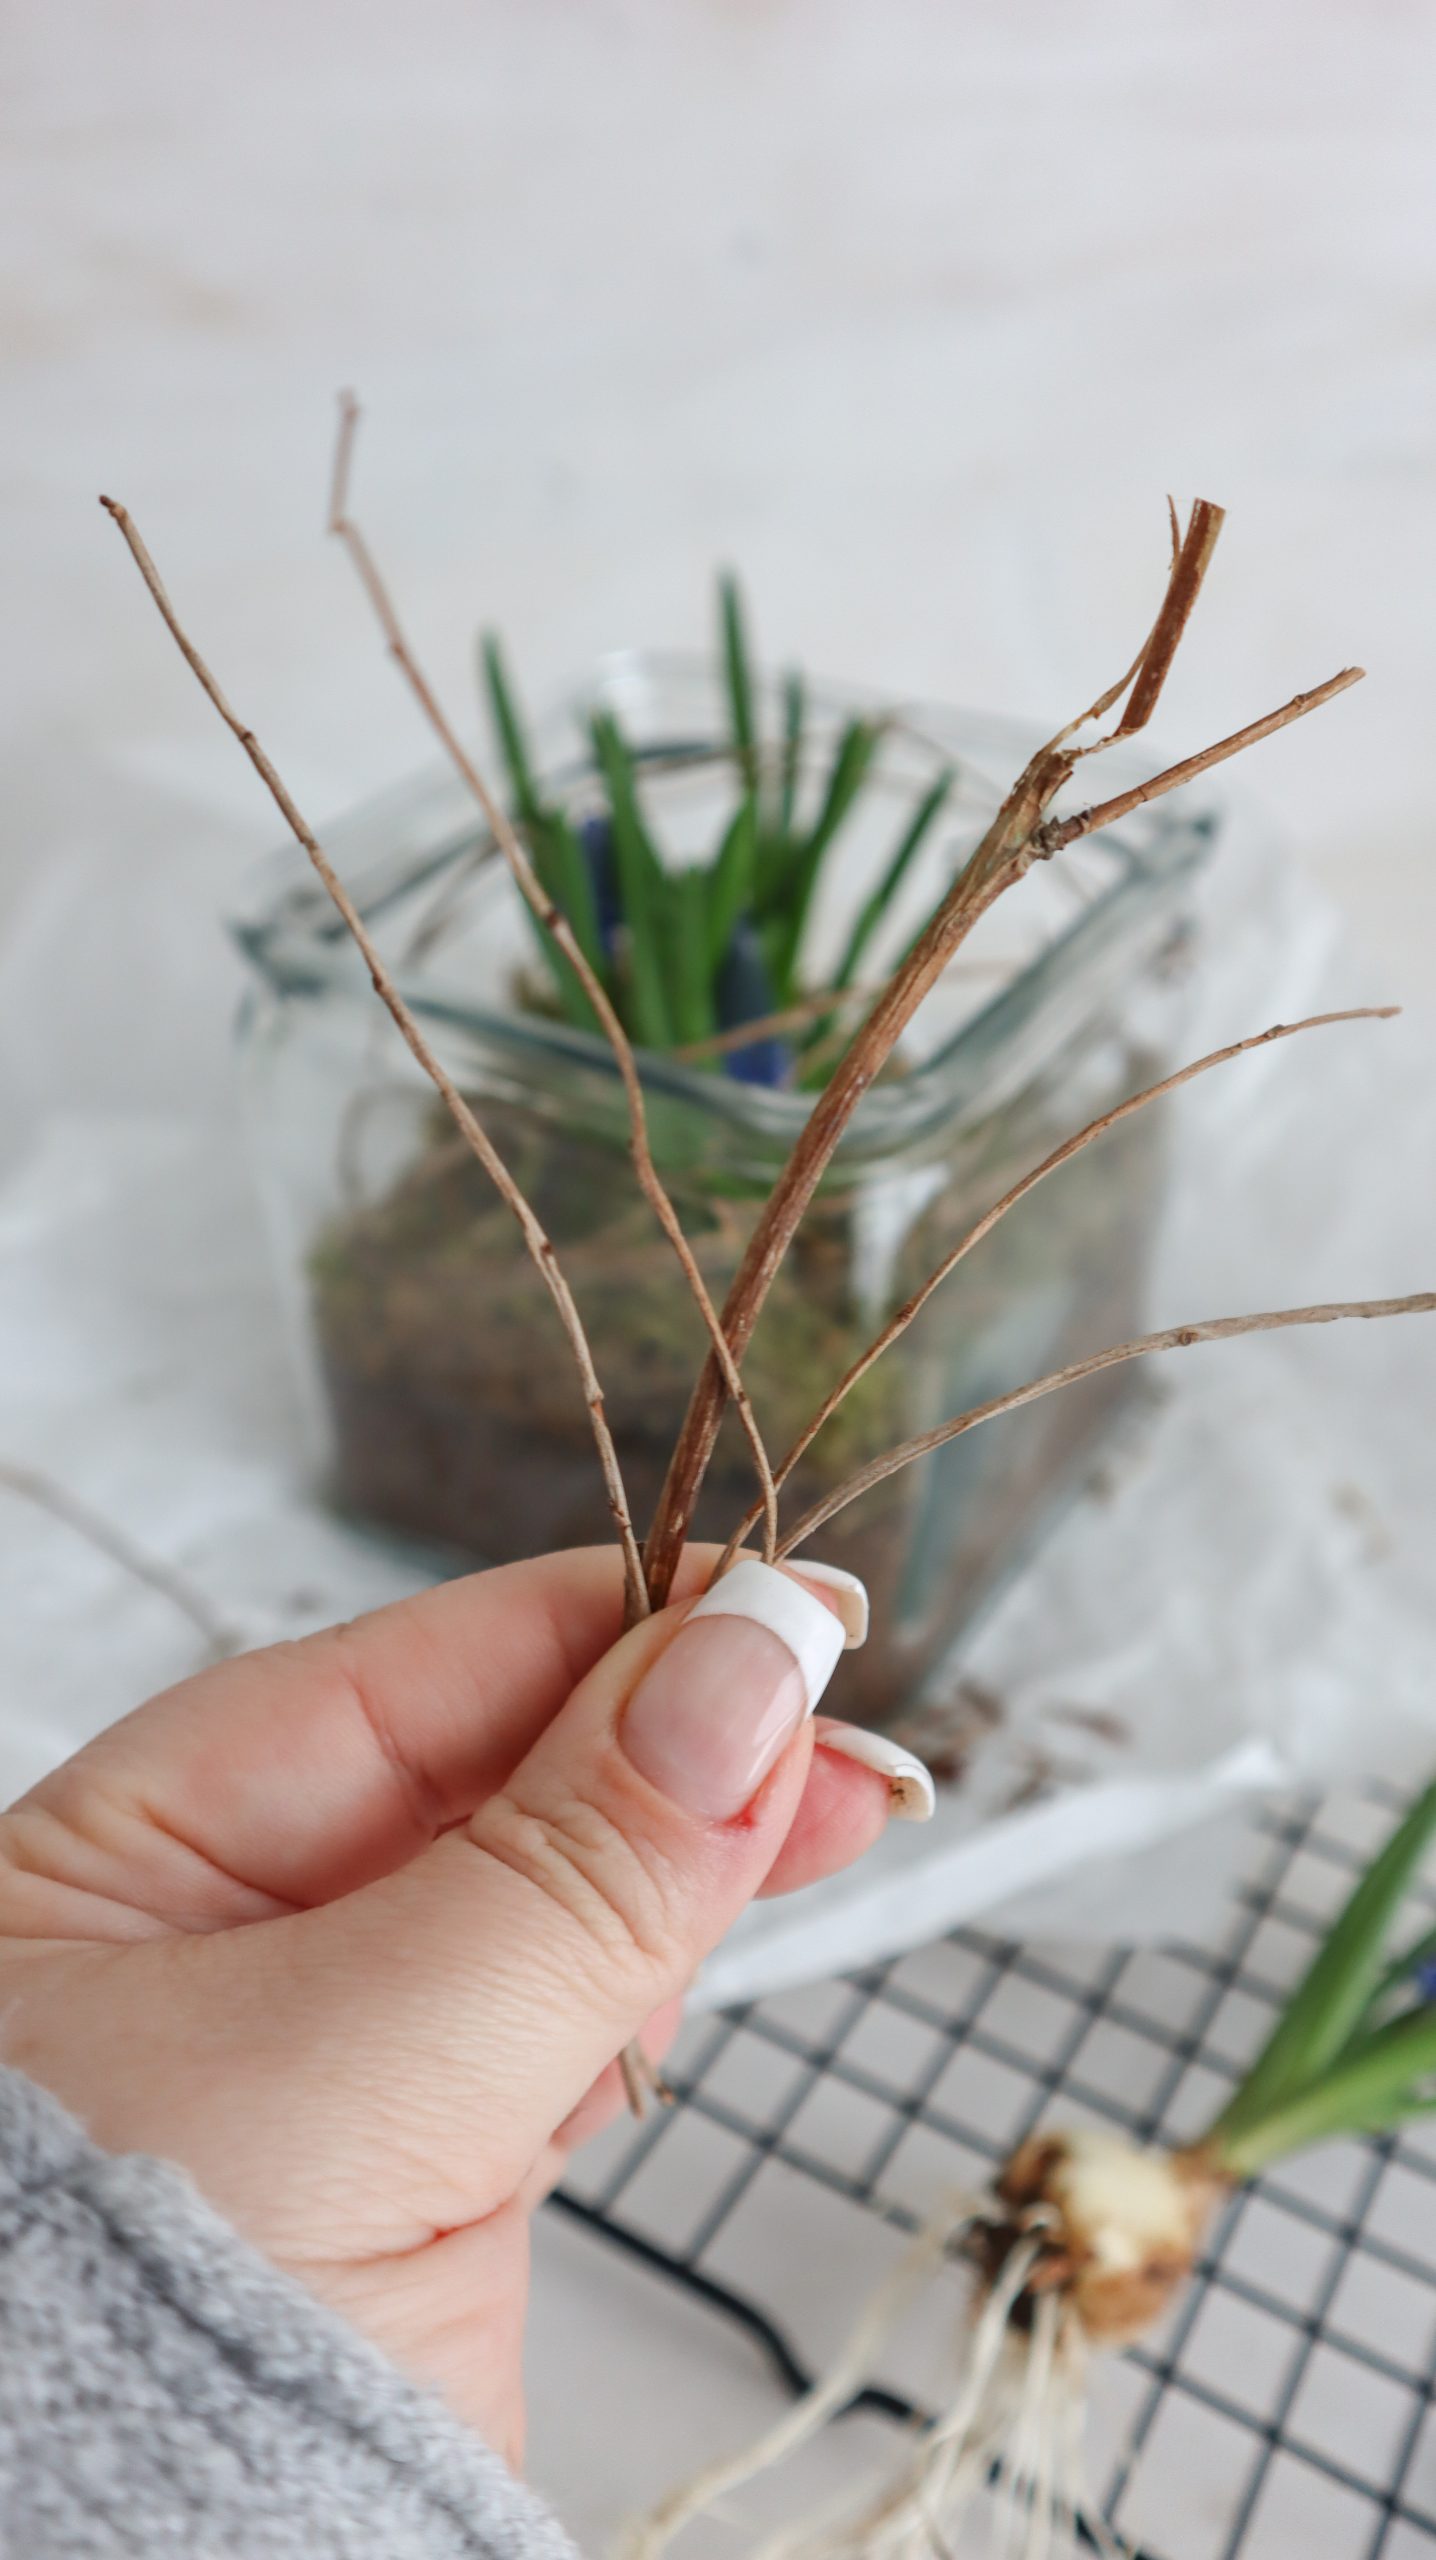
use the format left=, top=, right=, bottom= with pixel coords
left=101, top=417, right=1436, bottom=2538
left=101, top=423, right=1427, bottom=1639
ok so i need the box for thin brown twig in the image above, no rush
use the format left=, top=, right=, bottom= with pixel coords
left=642, top=496, right=1240, bottom=1606
left=1037, top=667, right=1365, bottom=855
left=777, top=1293, right=1436, bottom=1557
left=1051, top=493, right=1206, bottom=756
left=671, top=985, right=874, bottom=1063
left=0, top=1458, right=242, bottom=1661
left=717, top=1005, right=1400, bottom=1567
left=617, top=2039, right=674, bottom=2113
left=1108, top=498, right=1226, bottom=742
left=327, top=394, right=780, bottom=1586
left=99, top=492, right=651, bottom=1626
left=641, top=730, right=1094, bottom=1603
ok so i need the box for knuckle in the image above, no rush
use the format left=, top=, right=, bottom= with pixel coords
left=474, top=1785, right=675, bottom=1982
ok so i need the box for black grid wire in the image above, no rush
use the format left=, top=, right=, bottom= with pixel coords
left=554, top=1786, right=1436, bottom=2558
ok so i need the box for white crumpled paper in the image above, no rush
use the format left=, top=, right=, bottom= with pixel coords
left=0, top=801, right=1432, bottom=2005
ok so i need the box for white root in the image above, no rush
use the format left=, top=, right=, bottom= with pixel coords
left=1060, top=2371, right=1127, bottom=2560
left=1006, top=2288, right=1059, bottom=2560
left=763, top=2234, right=1042, bottom=2559
left=622, top=2192, right=983, bottom=2559
left=627, top=2130, right=1215, bottom=2557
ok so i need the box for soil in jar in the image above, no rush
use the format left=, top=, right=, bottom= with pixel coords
left=309, top=1062, right=1164, bottom=1738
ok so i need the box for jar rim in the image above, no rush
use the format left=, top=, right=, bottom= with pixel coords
left=232, top=669, right=1218, bottom=1162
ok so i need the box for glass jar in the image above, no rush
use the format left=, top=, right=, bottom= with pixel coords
left=233, top=657, right=1216, bottom=1748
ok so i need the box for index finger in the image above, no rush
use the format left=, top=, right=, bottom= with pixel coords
left=14, top=1546, right=714, bottom=1925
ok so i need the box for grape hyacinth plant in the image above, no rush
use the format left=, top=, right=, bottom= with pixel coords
left=481, top=576, right=952, bottom=1091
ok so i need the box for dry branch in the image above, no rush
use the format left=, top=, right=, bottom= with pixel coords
left=671, top=984, right=874, bottom=1063
left=641, top=737, right=1082, bottom=1602
left=99, top=493, right=651, bottom=1626
left=1038, top=667, right=1365, bottom=857
left=719, top=1005, right=1399, bottom=1565
left=0, top=1458, right=241, bottom=1660
left=642, top=497, right=1356, bottom=1606
left=327, top=394, right=780, bottom=1588
left=1049, top=492, right=1204, bottom=757
left=1108, top=498, right=1225, bottom=742
left=777, top=1293, right=1436, bottom=1557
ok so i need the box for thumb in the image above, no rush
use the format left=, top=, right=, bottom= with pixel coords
left=289, top=1558, right=860, bottom=2205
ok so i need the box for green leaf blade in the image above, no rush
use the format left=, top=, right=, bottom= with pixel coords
left=1220, top=1999, right=1436, bottom=2177
left=590, top=711, right=674, bottom=1052
left=778, top=670, right=805, bottom=840
left=479, top=636, right=611, bottom=1033
left=707, top=796, right=759, bottom=973
left=834, top=765, right=955, bottom=992
left=769, top=716, right=883, bottom=997
left=480, top=633, right=545, bottom=829
left=668, top=868, right=717, bottom=1048
left=1213, top=1780, right=1436, bottom=2152
left=719, top=573, right=758, bottom=789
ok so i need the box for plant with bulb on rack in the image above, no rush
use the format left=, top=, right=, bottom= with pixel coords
left=632, top=1782, right=1436, bottom=2558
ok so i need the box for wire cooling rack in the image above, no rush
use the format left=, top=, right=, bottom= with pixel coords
left=554, top=1787, right=1436, bottom=2558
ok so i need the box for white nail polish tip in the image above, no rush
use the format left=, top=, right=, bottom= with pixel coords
left=724, top=1552, right=870, bottom=1647
left=817, top=1724, right=937, bottom=1821
left=785, top=1558, right=870, bottom=1648
left=688, top=1558, right=845, bottom=1717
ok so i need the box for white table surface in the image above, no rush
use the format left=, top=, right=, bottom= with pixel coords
left=4, top=7, right=1436, bottom=2549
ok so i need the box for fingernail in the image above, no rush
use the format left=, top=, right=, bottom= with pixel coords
left=622, top=1558, right=846, bottom=1821
left=816, top=1722, right=937, bottom=1822
left=722, top=1554, right=869, bottom=1648
left=785, top=1558, right=869, bottom=1648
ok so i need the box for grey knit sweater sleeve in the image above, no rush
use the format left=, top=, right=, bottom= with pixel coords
left=0, top=2066, right=581, bottom=2560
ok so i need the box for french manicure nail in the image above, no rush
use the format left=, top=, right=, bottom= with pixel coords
left=785, top=1558, right=869, bottom=1648
left=722, top=1553, right=870, bottom=1648
left=816, top=1722, right=937, bottom=1822
left=622, top=1558, right=846, bottom=1821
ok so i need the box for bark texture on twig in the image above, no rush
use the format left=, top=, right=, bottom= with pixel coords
left=1038, top=667, right=1365, bottom=857
left=1107, top=498, right=1225, bottom=742
left=671, top=985, right=872, bottom=1063
left=643, top=495, right=1358, bottom=1606
left=641, top=735, right=1084, bottom=1603
left=0, top=1458, right=241, bottom=1661
left=719, top=1006, right=1399, bottom=1566
left=327, top=395, right=780, bottom=1590
left=100, top=493, right=651, bottom=1625
left=777, top=1293, right=1436, bottom=1556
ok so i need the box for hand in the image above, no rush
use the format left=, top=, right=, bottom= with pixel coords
left=0, top=1546, right=929, bottom=2463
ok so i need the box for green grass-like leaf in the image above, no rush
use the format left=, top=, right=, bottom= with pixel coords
left=530, top=813, right=608, bottom=1032
left=482, top=632, right=610, bottom=1029
left=720, top=573, right=758, bottom=789
left=1373, top=1916, right=1436, bottom=2011
left=1211, top=1781, right=1436, bottom=2154
left=483, top=581, right=951, bottom=1067
left=590, top=711, right=674, bottom=1051
left=481, top=633, right=546, bottom=830
left=481, top=633, right=606, bottom=1030
left=778, top=670, right=805, bottom=839
left=1219, top=1999, right=1436, bottom=2177
left=767, top=716, right=883, bottom=997
left=707, top=796, right=758, bottom=973
left=833, top=765, right=955, bottom=991
left=668, top=868, right=717, bottom=1048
